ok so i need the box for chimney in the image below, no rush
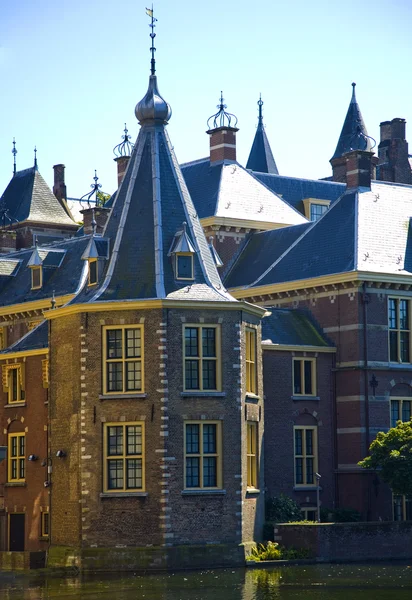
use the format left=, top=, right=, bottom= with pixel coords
left=80, top=207, right=110, bottom=235
left=114, top=156, right=130, bottom=187
left=378, top=118, right=412, bottom=184
left=345, top=150, right=375, bottom=189
left=206, top=93, right=239, bottom=165
left=53, top=164, right=67, bottom=202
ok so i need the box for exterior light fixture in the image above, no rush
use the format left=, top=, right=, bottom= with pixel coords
left=56, top=450, right=66, bottom=458
left=28, top=454, right=38, bottom=461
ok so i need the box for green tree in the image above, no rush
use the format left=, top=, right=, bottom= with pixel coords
left=97, top=191, right=111, bottom=206
left=358, top=419, right=412, bottom=495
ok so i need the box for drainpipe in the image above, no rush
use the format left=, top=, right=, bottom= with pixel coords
left=362, top=282, right=371, bottom=519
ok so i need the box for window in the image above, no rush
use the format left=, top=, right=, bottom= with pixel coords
left=294, top=426, right=317, bottom=486
left=246, top=328, right=257, bottom=395
left=103, top=422, right=144, bottom=493
left=88, top=259, right=98, bottom=286
left=183, top=325, right=220, bottom=391
left=389, top=298, right=410, bottom=363
left=393, top=495, right=412, bottom=521
left=184, top=421, right=222, bottom=489
left=176, top=254, right=194, bottom=280
left=390, top=398, right=411, bottom=428
left=310, top=203, right=328, bottom=221
left=103, top=326, right=144, bottom=394
left=293, top=358, right=316, bottom=396
left=41, top=510, right=49, bottom=537
left=247, top=422, right=258, bottom=488
left=0, top=328, right=6, bottom=350
left=3, top=365, right=25, bottom=404
left=8, top=433, right=25, bottom=482
left=31, top=266, right=42, bottom=290
left=301, top=508, right=317, bottom=521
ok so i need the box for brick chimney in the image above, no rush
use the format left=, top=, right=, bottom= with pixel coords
left=53, top=164, right=67, bottom=202
left=80, top=207, right=110, bottom=235
left=345, top=150, right=375, bottom=189
left=378, top=118, right=412, bottom=184
left=207, top=126, right=239, bottom=164
left=114, top=156, right=130, bottom=187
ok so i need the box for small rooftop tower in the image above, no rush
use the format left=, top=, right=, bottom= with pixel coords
left=206, top=93, right=239, bottom=165
left=246, top=95, right=278, bottom=174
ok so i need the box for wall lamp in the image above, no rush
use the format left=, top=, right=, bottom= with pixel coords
left=56, top=450, right=66, bottom=458
left=28, top=454, right=38, bottom=461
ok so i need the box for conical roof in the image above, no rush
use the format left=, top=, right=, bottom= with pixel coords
left=331, top=83, right=372, bottom=160
left=246, top=97, right=278, bottom=174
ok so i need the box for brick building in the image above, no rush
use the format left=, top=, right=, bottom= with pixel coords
left=1, top=20, right=412, bottom=568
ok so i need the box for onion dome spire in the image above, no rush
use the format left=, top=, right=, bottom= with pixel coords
left=246, top=95, right=278, bottom=174
left=135, top=7, right=172, bottom=125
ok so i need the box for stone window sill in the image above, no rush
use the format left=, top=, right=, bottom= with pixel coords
left=4, top=402, right=26, bottom=409
left=100, top=492, right=148, bottom=498
left=245, top=393, right=260, bottom=402
left=181, top=489, right=226, bottom=496
left=293, top=486, right=322, bottom=492
left=291, top=395, right=320, bottom=401
left=39, top=536, right=49, bottom=541
left=246, top=488, right=261, bottom=495
left=5, top=482, right=26, bottom=487
left=99, top=393, right=147, bottom=400
left=181, top=392, right=226, bottom=398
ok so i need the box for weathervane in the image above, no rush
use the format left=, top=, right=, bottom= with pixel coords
left=146, top=5, right=157, bottom=76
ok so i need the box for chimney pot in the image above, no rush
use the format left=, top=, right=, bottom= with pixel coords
left=53, top=164, right=67, bottom=202
left=207, top=126, right=239, bottom=165
left=345, top=150, right=375, bottom=189
left=114, top=156, right=130, bottom=187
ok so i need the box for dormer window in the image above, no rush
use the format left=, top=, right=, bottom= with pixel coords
left=31, top=265, right=42, bottom=290
left=88, top=258, right=98, bottom=286
left=170, top=222, right=196, bottom=281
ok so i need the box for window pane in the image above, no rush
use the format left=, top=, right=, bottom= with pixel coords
left=108, top=426, right=123, bottom=456
left=391, top=400, right=400, bottom=428
left=403, top=401, right=411, bottom=423
left=126, top=361, right=142, bottom=391
left=295, top=429, right=303, bottom=456
left=12, top=369, right=18, bottom=402
left=107, top=330, right=123, bottom=359
left=125, top=329, right=141, bottom=358
left=202, top=360, right=216, bottom=390
left=177, top=255, right=193, bottom=279
left=186, top=424, right=199, bottom=454
left=43, top=513, right=49, bottom=536
left=19, top=458, right=25, bottom=479
left=186, top=457, right=199, bottom=487
left=203, top=457, right=217, bottom=487
left=400, top=332, right=410, bottom=362
left=89, top=260, right=97, bottom=284
left=390, top=331, right=398, bottom=362
left=108, top=459, right=123, bottom=489
left=203, top=424, right=216, bottom=454
left=126, top=425, right=142, bottom=455
left=310, top=203, right=327, bottom=221
left=304, top=361, right=313, bottom=395
left=185, top=328, right=199, bottom=357
left=306, top=430, right=313, bottom=456
left=185, top=360, right=199, bottom=389
left=388, top=299, right=397, bottom=329
left=306, top=458, right=314, bottom=484
left=126, top=458, right=142, bottom=489
left=295, top=458, right=303, bottom=484
left=294, top=361, right=302, bottom=394
left=306, top=510, right=317, bottom=521
left=202, top=328, right=216, bottom=358
left=400, top=300, right=409, bottom=330
left=12, top=460, right=17, bottom=479
left=107, top=363, right=123, bottom=392
left=11, top=437, right=17, bottom=458
left=19, top=436, right=25, bottom=457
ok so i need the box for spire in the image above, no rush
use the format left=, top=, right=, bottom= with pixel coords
left=135, top=7, right=171, bottom=124
left=12, top=138, right=17, bottom=177
left=85, top=11, right=232, bottom=303
left=246, top=95, right=279, bottom=174
left=331, top=83, right=373, bottom=160
left=34, top=146, right=38, bottom=170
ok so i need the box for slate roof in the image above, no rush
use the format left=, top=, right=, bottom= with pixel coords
left=331, top=84, right=373, bottom=160
left=262, top=308, right=333, bottom=347
left=228, top=179, right=412, bottom=291
left=0, top=167, right=76, bottom=227
left=1, top=321, right=48, bottom=354
left=253, top=173, right=345, bottom=214
left=181, top=159, right=307, bottom=227
left=246, top=101, right=278, bottom=174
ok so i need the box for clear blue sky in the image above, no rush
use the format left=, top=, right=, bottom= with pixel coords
left=1, top=0, right=411, bottom=200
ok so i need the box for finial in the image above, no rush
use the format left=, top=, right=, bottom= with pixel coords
left=12, top=138, right=17, bottom=177
left=113, top=123, right=134, bottom=157
left=207, top=92, right=238, bottom=130
left=146, top=6, right=157, bottom=76
left=34, top=146, right=38, bottom=170
left=351, top=82, right=357, bottom=102
left=258, top=94, right=263, bottom=125
left=51, top=290, right=56, bottom=310
left=79, top=170, right=103, bottom=208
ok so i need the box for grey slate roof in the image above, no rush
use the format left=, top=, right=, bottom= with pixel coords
left=1, top=321, right=48, bottom=354
left=331, top=84, right=373, bottom=160
left=253, top=173, right=345, bottom=214
left=0, top=167, right=76, bottom=227
left=262, top=308, right=334, bottom=347
left=181, top=159, right=307, bottom=227
left=246, top=117, right=278, bottom=174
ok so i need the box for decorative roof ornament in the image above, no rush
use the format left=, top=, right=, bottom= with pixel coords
left=79, top=170, right=104, bottom=208
left=331, top=83, right=374, bottom=160
left=34, top=146, right=38, bottom=170
left=246, top=94, right=279, bottom=174
left=28, top=242, right=43, bottom=267
left=12, top=139, right=17, bottom=177
left=257, top=94, right=264, bottom=126
left=347, top=85, right=376, bottom=153
left=135, top=7, right=172, bottom=124
left=207, top=92, right=238, bottom=130
left=113, top=124, right=134, bottom=157
left=171, top=222, right=196, bottom=254
left=209, top=237, right=223, bottom=268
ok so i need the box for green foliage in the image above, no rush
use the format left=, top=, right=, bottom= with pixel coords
left=247, top=541, right=281, bottom=561
left=358, top=419, right=412, bottom=496
left=266, top=494, right=302, bottom=523
left=97, top=191, right=111, bottom=206
left=320, top=506, right=362, bottom=523
left=280, top=546, right=311, bottom=559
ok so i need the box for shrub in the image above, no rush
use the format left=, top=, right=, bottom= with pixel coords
left=320, top=506, right=362, bottom=522
left=266, top=494, right=302, bottom=523
left=247, top=541, right=282, bottom=561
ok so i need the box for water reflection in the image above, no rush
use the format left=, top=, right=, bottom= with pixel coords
left=1, top=564, right=412, bottom=599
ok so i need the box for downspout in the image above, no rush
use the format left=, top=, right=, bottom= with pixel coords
left=362, top=282, right=371, bottom=519
left=332, top=351, right=339, bottom=509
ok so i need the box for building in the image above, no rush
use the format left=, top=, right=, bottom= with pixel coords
left=1, top=20, right=412, bottom=568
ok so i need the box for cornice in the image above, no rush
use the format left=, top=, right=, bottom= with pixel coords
left=0, top=348, right=49, bottom=361
left=0, top=294, right=74, bottom=321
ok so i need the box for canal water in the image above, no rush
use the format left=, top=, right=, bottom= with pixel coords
left=1, top=563, right=412, bottom=599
